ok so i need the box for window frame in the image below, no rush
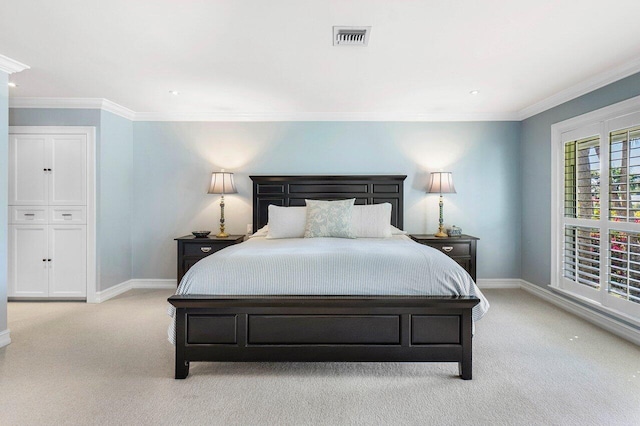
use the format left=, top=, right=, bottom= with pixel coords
left=551, top=95, right=640, bottom=324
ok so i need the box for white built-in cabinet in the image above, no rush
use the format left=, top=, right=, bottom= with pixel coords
left=8, top=132, right=90, bottom=299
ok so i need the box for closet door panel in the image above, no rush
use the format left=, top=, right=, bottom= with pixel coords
left=49, top=135, right=87, bottom=205
left=8, top=225, right=49, bottom=297
left=48, top=225, right=87, bottom=297
left=8, top=135, right=48, bottom=205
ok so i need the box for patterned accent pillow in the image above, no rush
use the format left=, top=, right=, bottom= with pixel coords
left=304, top=198, right=356, bottom=238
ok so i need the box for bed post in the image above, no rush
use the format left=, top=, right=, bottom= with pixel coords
left=459, top=309, right=473, bottom=380
left=174, top=308, right=190, bottom=379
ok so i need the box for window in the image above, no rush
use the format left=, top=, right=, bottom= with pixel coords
left=609, top=126, right=640, bottom=222
left=608, top=230, right=640, bottom=304
left=563, top=225, right=600, bottom=289
left=552, top=98, right=640, bottom=322
left=564, top=137, right=600, bottom=221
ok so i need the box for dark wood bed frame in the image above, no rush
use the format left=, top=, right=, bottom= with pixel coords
left=169, top=175, right=480, bottom=380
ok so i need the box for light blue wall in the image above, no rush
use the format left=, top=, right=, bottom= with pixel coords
left=7, top=111, right=523, bottom=285
left=521, top=71, right=640, bottom=287
left=132, top=121, right=522, bottom=280
left=0, top=72, right=8, bottom=334
left=99, top=111, right=133, bottom=289
left=8, top=108, right=134, bottom=290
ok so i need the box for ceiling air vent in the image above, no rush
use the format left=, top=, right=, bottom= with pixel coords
left=333, top=26, right=371, bottom=46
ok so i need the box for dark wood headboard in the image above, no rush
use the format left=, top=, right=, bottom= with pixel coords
left=250, top=175, right=407, bottom=232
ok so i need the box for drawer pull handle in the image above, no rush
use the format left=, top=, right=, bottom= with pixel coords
left=442, top=246, right=454, bottom=252
left=62, top=214, right=72, bottom=217
left=24, top=213, right=35, bottom=216
left=201, top=247, right=212, bottom=253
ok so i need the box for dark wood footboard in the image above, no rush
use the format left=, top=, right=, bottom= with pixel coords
left=169, top=295, right=480, bottom=380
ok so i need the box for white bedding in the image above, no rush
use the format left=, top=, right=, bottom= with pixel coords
left=168, top=235, right=489, bottom=343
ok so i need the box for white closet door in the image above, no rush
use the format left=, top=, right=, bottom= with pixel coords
left=48, top=225, right=87, bottom=297
left=8, top=135, right=48, bottom=205
left=49, top=134, right=87, bottom=205
left=8, top=225, right=49, bottom=297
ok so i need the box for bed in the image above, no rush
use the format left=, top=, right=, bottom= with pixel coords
left=168, top=175, right=488, bottom=379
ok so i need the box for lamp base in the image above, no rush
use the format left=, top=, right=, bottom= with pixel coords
left=434, top=226, right=448, bottom=238
left=216, top=231, right=229, bottom=238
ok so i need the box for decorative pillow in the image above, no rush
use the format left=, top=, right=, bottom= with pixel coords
left=351, top=203, right=392, bottom=238
left=304, top=199, right=356, bottom=238
left=266, top=206, right=307, bottom=239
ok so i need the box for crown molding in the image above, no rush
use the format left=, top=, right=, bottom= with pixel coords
left=9, top=97, right=135, bottom=120
left=10, top=97, right=105, bottom=109
left=133, top=110, right=519, bottom=122
left=100, top=99, right=136, bottom=120
left=517, top=56, right=640, bottom=120
left=9, top=97, right=519, bottom=121
left=0, top=54, right=30, bottom=74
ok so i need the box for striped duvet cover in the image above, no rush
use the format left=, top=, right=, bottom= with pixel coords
left=168, top=235, right=489, bottom=343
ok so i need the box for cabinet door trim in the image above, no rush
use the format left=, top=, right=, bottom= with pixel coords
left=9, top=126, right=97, bottom=302
left=8, top=134, right=48, bottom=205
left=8, top=225, right=49, bottom=297
left=48, top=225, right=87, bottom=297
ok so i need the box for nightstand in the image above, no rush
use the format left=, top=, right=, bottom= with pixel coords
left=175, top=235, right=244, bottom=284
left=410, top=234, right=479, bottom=282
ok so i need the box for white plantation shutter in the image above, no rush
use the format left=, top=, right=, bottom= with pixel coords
left=563, top=226, right=600, bottom=289
left=564, top=138, right=601, bottom=219
left=609, top=126, right=640, bottom=222
left=562, top=136, right=602, bottom=294
left=608, top=230, right=640, bottom=304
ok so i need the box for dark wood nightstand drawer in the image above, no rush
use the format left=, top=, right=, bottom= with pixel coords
left=175, top=235, right=244, bottom=285
left=424, top=242, right=470, bottom=257
left=183, top=241, right=237, bottom=257
left=410, top=234, right=479, bottom=282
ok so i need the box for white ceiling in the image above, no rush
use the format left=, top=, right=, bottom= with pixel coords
left=3, top=0, right=640, bottom=120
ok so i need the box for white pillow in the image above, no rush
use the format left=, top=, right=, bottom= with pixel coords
left=390, top=225, right=407, bottom=235
left=352, top=203, right=392, bottom=238
left=304, top=199, right=356, bottom=238
left=249, top=225, right=269, bottom=238
left=266, top=206, right=307, bottom=239
left=262, top=203, right=404, bottom=239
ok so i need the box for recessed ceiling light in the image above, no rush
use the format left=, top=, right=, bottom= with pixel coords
left=8, top=82, right=18, bottom=88
left=469, top=90, right=479, bottom=95
left=169, top=90, right=180, bottom=95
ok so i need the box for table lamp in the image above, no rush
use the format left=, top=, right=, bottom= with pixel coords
left=208, top=170, right=238, bottom=238
left=427, top=172, right=456, bottom=238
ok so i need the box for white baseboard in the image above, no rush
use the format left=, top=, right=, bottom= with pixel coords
left=476, top=278, right=521, bottom=289
left=95, top=279, right=177, bottom=303
left=519, top=279, right=640, bottom=346
left=0, top=329, right=11, bottom=348
left=94, top=280, right=133, bottom=303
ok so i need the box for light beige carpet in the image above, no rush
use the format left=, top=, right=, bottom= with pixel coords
left=0, top=289, right=639, bottom=426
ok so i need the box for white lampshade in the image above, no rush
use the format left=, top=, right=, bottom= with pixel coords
left=427, top=172, right=456, bottom=194
left=208, top=172, right=238, bottom=195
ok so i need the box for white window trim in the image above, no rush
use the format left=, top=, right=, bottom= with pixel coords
left=551, top=94, right=640, bottom=321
